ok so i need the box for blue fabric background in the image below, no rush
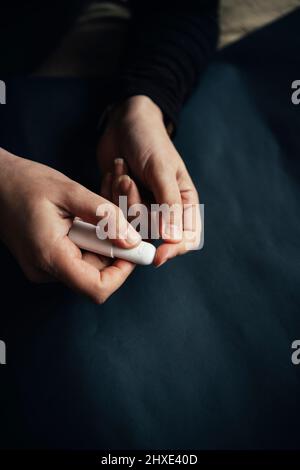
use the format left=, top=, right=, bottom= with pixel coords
left=0, top=9, right=300, bottom=449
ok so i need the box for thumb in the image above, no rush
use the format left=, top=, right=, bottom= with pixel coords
left=150, top=169, right=183, bottom=242
left=65, top=182, right=141, bottom=248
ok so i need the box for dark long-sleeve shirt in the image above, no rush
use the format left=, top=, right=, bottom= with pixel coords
left=1, top=1, right=219, bottom=124
left=117, top=0, right=219, bottom=125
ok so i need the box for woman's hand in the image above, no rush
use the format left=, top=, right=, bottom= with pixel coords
left=0, top=148, right=141, bottom=303
left=97, top=95, right=201, bottom=266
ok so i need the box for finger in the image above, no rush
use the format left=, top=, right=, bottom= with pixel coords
left=121, top=176, right=142, bottom=206
left=154, top=220, right=201, bottom=266
left=82, top=251, right=112, bottom=270
left=154, top=184, right=202, bottom=266
left=65, top=183, right=141, bottom=248
left=112, top=175, right=142, bottom=207
left=112, top=174, right=126, bottom=206
left=178, top=173, right=201, bottom=250
left=113, top=175, right=148, bottom=236
left=153, top=237, right=194, bottom=267
left=100, top=172, right=112, bottom=200
left=97, top=259, right=136, bottom=300
left=149, top=164, right=183, bottom=242
left=114, top=158, right=128, bottom=178
left=112, top=158, right=129, bottom=205
left=178, top=169, right=200, bottom=206
left=51, top=236, right=135, bottom=304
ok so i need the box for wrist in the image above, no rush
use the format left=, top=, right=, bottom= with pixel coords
left=122, top=95, right=163, bottom=118
left=110, top=95, right=164, bottom=127
left=113, top=96, right=174, bottom=136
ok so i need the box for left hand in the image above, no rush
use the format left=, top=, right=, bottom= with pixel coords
left=97, top=95, right=201, bottom=266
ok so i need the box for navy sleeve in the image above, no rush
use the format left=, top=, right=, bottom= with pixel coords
left=114, top=0, right=219, bottom=127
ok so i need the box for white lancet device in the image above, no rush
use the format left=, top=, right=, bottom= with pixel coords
left=69, top=220, right=156, bottom=266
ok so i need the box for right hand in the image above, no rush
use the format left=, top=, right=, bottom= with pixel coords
left=0, top=148, right=141, bottom=303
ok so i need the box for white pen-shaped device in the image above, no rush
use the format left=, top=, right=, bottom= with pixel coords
left=69, top=220, right=156, bottom=266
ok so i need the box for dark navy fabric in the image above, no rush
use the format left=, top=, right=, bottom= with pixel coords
left=1, top=9, right=300, bottom=449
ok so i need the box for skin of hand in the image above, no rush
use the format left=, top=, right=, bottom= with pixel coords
left=0, top=147, right=142, bottom=304
left=97, top=95, right=201, bottom=267
left=101, top=158, right=142, bottom=209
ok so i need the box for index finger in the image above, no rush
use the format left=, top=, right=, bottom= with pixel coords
left=154, top=181, right=201, bottom=266
left=50, top=236, right=135, bottom=303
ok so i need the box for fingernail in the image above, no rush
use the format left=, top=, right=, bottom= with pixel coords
left=156, top=258, right=168, bottom=268
left=114, top=158, right=124, bottom=165
left=118, top=175, right=131, bottom=194
left=126, top=224, right=141, bottom=245
left=164, top=224, right=182, bottom=241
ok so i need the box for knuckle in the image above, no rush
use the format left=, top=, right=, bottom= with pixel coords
left=66, top=181, right=82, bottom=199
left=155, top=160, right=173, bottom=177
left=90, top=279, right=106, bottom=305
left=63, top=180, right=85, bottom=206
left=93, top=291, right=107, bottom=305
left=91, top=280, right=109, bottom=304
